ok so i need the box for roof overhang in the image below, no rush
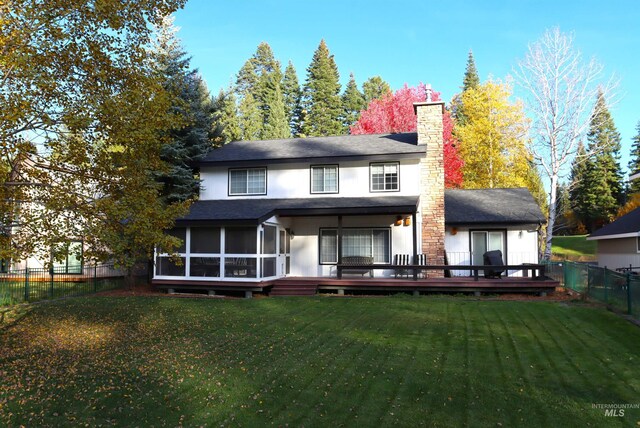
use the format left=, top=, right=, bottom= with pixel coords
left=199, top=152, right=424, bottom=168
left=587, top=232, right=640, bottom=241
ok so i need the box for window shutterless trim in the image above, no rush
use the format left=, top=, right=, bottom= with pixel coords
left=369, top=161, right=400, bottom=193
left=310, top=164, right=339, bottom=194
left=228, top=167, right=267, bottom=196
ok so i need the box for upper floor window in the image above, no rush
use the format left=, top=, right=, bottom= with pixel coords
left=370, top=162, right=399, bottom=192
left=311, top=165, right=338, bottom=193
left=229, top=168, right=266, bottom=195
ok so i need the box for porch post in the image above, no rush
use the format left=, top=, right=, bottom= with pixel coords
left=412, top=211, right=418, bottom=280
left=337, top=215, right=343, bottom=279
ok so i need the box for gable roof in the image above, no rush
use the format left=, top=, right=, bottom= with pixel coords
left=177, top=196, right=419, bottom=226
left=199, top=133, right=425, bottom=167
left=587, top=207, right=640, bottom=240
left=444, top=188, right=545, bottom=226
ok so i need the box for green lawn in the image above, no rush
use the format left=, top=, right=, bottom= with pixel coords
left=1, top=296, right=639, bottom=427
left=552, top=234, right=597, bottom=261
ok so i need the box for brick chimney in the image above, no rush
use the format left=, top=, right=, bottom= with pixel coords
left=413, top=101, right=445, bottom=275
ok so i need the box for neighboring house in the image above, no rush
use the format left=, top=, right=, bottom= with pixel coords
left=587, top=207, right=640, bottom=270
left=153, top=101, right=544, bottom=287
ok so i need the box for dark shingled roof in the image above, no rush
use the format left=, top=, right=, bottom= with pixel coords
left=199, top=133, right=425, bottom=166
left=177, top=196, right=419, bottom=225
left=588, top=207, right=640, bottom=239
left=444, top=188, right=545, bottom=226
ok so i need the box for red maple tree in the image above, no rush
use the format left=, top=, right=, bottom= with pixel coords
left=351, top=84, right=463, bottom=188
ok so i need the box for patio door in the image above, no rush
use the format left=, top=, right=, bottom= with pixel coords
left=278, top=228, right=291, bottom=276
left=471, top=231, right=505, bottom=265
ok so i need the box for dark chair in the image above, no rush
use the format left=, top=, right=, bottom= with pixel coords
left=483, top=250, right=505, bottom=279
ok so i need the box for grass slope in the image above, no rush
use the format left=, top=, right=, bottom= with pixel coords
left=552, top=235, right=597, bottom=261
left=1, top=297, right=639, bottom=427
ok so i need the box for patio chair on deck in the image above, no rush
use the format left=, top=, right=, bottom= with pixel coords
left=394, top=254, right=410, bottom=278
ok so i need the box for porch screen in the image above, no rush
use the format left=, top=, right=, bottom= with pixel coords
left=320, top=228, right=390, bottom=264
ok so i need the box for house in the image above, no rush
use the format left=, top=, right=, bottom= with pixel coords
left=152, top=101, right=545, bottom=291
left=587, top=208, right=640, bottom=271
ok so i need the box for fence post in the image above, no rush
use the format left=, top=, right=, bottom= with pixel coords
left=603, top=266, right=608, bottom=304
left=24, top=268, right=29, bottom=302
left=93, top=264, right=98, bottom=293
left=627, top=273, right=633, bottom=315
left=49, top=266, right=54, bottom=298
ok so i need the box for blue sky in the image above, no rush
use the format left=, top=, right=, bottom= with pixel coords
left=174, top=0, right=640, bottom=177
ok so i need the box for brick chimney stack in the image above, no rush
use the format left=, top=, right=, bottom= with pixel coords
left=413, top=101, right=445, bottom=275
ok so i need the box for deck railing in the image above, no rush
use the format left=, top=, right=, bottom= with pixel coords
left=336, top=263, right=546, bottom=280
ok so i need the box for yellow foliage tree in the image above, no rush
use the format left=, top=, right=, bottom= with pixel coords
left=455, top=80, right=546, bottom=209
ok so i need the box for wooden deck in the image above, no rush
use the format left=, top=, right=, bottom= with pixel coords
left=153, top=275, right=559, bottom=297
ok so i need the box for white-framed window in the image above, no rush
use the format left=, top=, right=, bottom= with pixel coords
left=229, top=168, right=266, bottom=195
left=319, top=228, right=391, bottom=264
left=311, top=165, right=338, bottom=193
left=370, top=162, right=399, bottom=192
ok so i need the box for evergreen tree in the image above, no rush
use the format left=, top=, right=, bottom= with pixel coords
left=462, top=50, right=480, bottom=92
left=301, top=40, right=344, bottom=136
left=235, top=42, right=288, bottom=140
left=151, top=14, right=214, bottom=203
left=362, top=76, right=391, bottom=106
left=282, top=61, right=302, bottom=137
left=628, top=121, right=640, bottom=194
left=341, top=73, right=366, bottom=130
left=570, top=92, right=624, bottom=232
left=212, top=87, right=241, bottom=145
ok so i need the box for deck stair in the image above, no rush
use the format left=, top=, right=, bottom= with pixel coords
left=270, top=282, right=318, bottom=296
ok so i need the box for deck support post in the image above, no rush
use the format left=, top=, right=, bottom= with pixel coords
left=337, top=289, right=344, bottom=296
left=244, top=290, right=253, bottom=299
left=539, top=291, right=547, bottom=297
left=474, top=291, right=481, bottom=297
left=208, top=290, right=216, bottom=296
left=167, top=288, right=175, bottom=294
left=413, top=290, right=419, bottom=297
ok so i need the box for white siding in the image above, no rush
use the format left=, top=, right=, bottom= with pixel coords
left=199, top=160, right=421, bottom=200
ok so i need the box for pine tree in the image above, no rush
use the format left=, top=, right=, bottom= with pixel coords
left=301, top=40, right=344, bottom=136
left=212, top=87, right=241, bottom=145
left=282, top=61, right=302, bottom=137
left=341, top=73, right=365, bottom=130
left=462, top=50, right=480, bottom=92
left=151, top=14, right=214, bottom=203
left=235, top=42, right=288, bottom=140
left=570, top=93, right=624, bottom=231
left=628, top=121, right=640, bottom=194
left=362, top=76, right=392, bottom=106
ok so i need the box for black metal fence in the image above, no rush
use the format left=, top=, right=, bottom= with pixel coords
left=544, top=261, right=640, bottom=319
left=0, top=264, right=125, bottom=306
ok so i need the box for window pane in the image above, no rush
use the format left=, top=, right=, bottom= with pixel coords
left=190, top=227, right=220, bottom=253
left=247, top=169, right=265, bottom=194
left=488, top=232, right=504, bottom=253
left=343, top=230, right=372, bottom=258
left=263, top=225, right=277, bottom=254
left=224, top=257, right=257, bottom=278
left=262, top=257, right=277, bottom=277
left=189, top=257, right=220, bottom=277
left=320, top=230, right=337, bottom=264
left=371, top=165, right=384, bottom=191
left=372, top=230, right=390, bottom=263
left=471, top=232, right=487, bottom=265
left=279, top=230, right=285, bottom=254
left=225, top=227, right=257, bottom=254
left=229, top=170, right=247, bottom=194
left=156, top=256, right=186, bottom=276
left=324, top=167, right=337, bottom=192
left=312, top=167, right=324, bottom=192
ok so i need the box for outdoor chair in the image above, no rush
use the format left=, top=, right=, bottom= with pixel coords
left=394, top=254, right=411, bottom=278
